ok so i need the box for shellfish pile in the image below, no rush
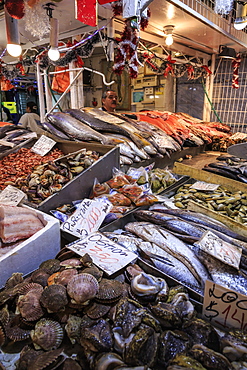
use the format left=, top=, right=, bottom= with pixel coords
left=11, top=150, right=101, bottom=205
left=0, top=251, right=247, bottom=370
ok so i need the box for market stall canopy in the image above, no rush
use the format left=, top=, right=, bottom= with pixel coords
left=0, top=0, right=247, bottom=62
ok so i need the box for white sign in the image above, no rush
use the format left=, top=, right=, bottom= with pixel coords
left=203, top=280, right=247, bottom=332
left=190, top=181, right=219, bottom=191
left=0, top=185, right=26, bottom=206
left=67, top=232, right=137, bottom=275
left=31, top=135, right=56, bottom=156
left=197, top=230, right=242, bottom=269
left=61, top=198, right=112, bottom=239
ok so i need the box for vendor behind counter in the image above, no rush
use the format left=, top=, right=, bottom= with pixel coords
left=18, top=101, right=43, bottom=133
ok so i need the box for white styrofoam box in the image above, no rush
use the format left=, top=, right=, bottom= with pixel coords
left=0, top=206, right=61, bottom=288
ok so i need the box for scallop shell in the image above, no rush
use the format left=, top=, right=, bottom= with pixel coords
left=95, top=278, right=124, bottom=303
left=4, top=272, right=23, bottom=290
left=82, top=265, right=103, bottom=281
left=29, top=348, right=64, bottom=370
left=17, top=289, right=44, bottom=321
left=54, top=269, right=78, bottom=286
left=31, top=269, right=50, bottom=287
left=67, top=273, right=99, bottom=305
left=39, top=259, right=61, bottom=274
left=40, top=284, right=68, bottom=313
left=0, top=323, right=6, bottom=347
left=17, top=283, right=43, bottom=296
left=60, top=258, right=82, bottom=268
left=84, top=302, right=111, bottom=320
left=5, top=325, right=30, bottom=342
left=0, top=305, right=9, bottom=327
left=30, top=318, right=64, bottom=351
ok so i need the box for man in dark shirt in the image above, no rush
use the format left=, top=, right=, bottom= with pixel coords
left=101, top=89, right=118, bottom=113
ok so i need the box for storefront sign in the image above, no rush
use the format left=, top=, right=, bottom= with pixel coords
left=197, top=230, right=242, bottom=269
left=67, top=231, right=137, bottom=275
left=0, top=185, right=26, bottom=206
left=190, top=181, right=219, bottom=191
left=203, top=280, right=247, bottom=332
left=61, top=198, right=112, bottom=238
left=31, top=135, right=56, bottom=156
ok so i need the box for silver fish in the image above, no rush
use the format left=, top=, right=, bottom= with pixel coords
left=195, top=248, right=247, bottom=296
left=125, top=222, right=210, bottom=285
left=118, top=143, right=135, bottom=159
left=46, top=112, right=120, bottom=145
left=120, top=155, right=133, bottom=165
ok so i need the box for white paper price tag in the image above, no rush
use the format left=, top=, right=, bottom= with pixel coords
left=61, top=198, right=112, bottom=238
left=197, top=230, right=242, bottom=269
left=0, top=185, right=26, bottom=206
left=190, top=181, right=219, bottom=191
left=67, top=232, right=137, bottom=275
left=203, top=280, right=247, bottom=332
left=31, top=135, right=56, bottom=156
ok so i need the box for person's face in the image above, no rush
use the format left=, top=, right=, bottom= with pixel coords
left=102, top=91, right=118, bottom=112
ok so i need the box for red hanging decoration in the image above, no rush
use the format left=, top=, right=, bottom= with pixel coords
left=163, top=54, right=175, bottom=78
left=111, top=1, right=123, bottom=16
left=201, top=65, right=212, bottom=76
left=5, top=0, right=25, bottom=19
left=186, top=63, right=194, bottom=80
left=140, top=8, right=151, bottom=30
left=113, top=19, right=139, bottom=78
left=232, top=53, right=241, bottom=89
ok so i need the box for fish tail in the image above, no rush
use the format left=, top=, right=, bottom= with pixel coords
left=104, top=137, right=125, bottom=145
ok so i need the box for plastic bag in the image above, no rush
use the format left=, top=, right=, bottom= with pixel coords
left=90, top=178, right=110, bottom=198
left=51, top=66, right=70, bottom=94
left=117, top=184, right=144, bottom=204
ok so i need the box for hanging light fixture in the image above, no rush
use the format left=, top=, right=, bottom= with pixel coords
left=48, top=17, right=60, bottom=61
left=164, top=25, right=175, bottom=46
left=234, top=1, right=247, bottom=30
left=4, top=6, right=22, bottom=58
left=218, top=45, right=236, bottom=59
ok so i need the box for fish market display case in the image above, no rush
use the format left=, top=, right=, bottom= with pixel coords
left=33, top=144, right=120, bottom=213
left=0, top=206, right=60, bottom=288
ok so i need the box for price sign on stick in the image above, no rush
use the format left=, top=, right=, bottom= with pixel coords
left=203, top=280, right=247, bottom=332
left=190, top=181, right=219, bottom=191
left=197, top=230, right=242, bottom=269
left=31, top=135, right=56, bottom=156
left=67, top=232, right=137, bottom=275
left=0, top=185, right=26, bottom=206
left=61, top=198, right=112, bottom=238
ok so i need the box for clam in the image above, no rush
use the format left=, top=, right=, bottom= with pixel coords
left=30, top=318, right=64, bottom=351
left=189, top=344, right=234, bottom=370
left=123, top=326, right=159, bottom=368
left=40, top=284, right=68, bottom=313
left=95, top=278, right=124, bottom=304
left=80, top=316, right=113, bottom=352
left=67, top=273, right=99, bottom=305
left=130, top=273, right=165, bottom=300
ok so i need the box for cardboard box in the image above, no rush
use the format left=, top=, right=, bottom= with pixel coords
left=0, top=206, right=61, bottom=288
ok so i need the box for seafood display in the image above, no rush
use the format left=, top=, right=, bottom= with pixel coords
left=43, top=109, right=234, bottom=166
left=0, top=147, right=63, bottom=191
left=6, top=150, right=101, bottom=205
left=211, top=132, right=247, bottom=152
left=172, top=183, right=247, bottom=224
left=1, top=252, right=247, bottom=370
left=202, top=155, right=247, bottom=183
left=0, top=125, right=37, bottom=157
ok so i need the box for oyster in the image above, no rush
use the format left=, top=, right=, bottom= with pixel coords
left=40, top=284, right=68, bottom=313
left=4, top=273, right=23, bottom=290
left=130, top=273, right=166, bottom=301
left=95, top=278, right=124, bottom=304
left=94, top=352, right=125, bottom=370
left=80, top=316, right=113, bottom=352
left=221, top=330, right=247, bottom=361
left=167, top=353, right=207, bottom=369
left=170, top=292, right=195, bottom=321
left=65, top=314, right=83, bottom=345
left=158, top=330, right=192, bottom=366
left=149, top=302, right=182, bottom=328
left=189, top=344, right=234, bottom=370
left=30, top=318, right=64, bottom=351
left=67, top=273, right=99, bottom=305
left=123, top=326, right=159, bottom=368
left=39, top=259, right=61, bottom=274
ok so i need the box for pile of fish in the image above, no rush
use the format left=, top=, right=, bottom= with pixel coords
left=0, top=125, right=37, bottom=157
left=202, top=155, right=247, bottom=183
left=172, top=182, right=247, bottom=224
left=12, top=149, right=101, bottom=205
left=1, top=251, right=247, bottom=370
left=43, top=108, right=233, bottom=165
left=211, top=132, right=247, bottom=152
left=104, top=206, right=247, bottom=298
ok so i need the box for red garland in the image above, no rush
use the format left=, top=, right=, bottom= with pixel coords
left=201, top=65, right=212, bottom=76
left=163, top=55, right=175, bottom=78
left=112, top=1, right=122, bottom=16
left=142, top=52, right=159, bottom=71
left=232, top=53, right=241, bottom=89
left=113, top=20, right=139, bottom=78
left=186, top=64, right=194, bottom=80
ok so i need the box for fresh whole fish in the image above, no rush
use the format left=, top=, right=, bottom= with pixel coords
left=195, top=247, right=247, bottom=296
left=125, top=221, right=210, bottom=285
left=46, top=112, right=120, bottom=145
left=40, top=121, right=72, bottom=140
left=0, top=125, right=18, bottom=139
left=118, top=142, right=135, bottom=159
left=120, top=155, right=133, bottom=165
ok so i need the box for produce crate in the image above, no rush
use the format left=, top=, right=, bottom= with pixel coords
left=35, top=145, right=120, bottom=213
left=0, top=206, right=60, bottom=288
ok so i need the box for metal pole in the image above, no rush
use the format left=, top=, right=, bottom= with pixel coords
left=36, top=61, right=46, bottom=122
left=44, top=68, right=53, bottom=113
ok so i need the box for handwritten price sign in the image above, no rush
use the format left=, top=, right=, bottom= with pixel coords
left=67, top=232, right=137, bottom=275
left=31, top=135, right=56, bottom=156
left=197, top=230, right=242, bottom=269
left=0, top=185, right=26, bottom=206
left=61, top=198, right=112, bottom=238
left=191, top=181, right=219, bottom=191
left=203, top=280, right=247, bottom=332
